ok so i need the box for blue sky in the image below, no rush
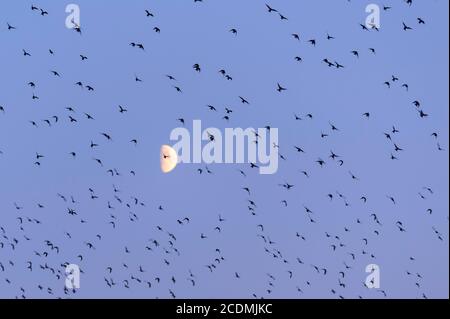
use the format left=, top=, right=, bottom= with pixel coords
left=0, top=0, right=448, bottom=298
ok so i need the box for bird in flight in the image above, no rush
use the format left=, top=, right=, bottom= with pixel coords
left=239, top=96, right=250, bottom=104
left=403, top=22, right=413, bottom=31
left=265, top=4, right=277, bottom=13
left=277, top=83, right=287, bottom=92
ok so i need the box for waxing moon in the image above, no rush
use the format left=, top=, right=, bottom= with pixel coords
left=160, top=145, right=178, bottom=173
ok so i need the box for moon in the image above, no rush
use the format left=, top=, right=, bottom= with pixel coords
left=160, top=145, right=178, bottom=173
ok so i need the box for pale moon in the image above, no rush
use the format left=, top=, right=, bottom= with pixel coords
left=160, top=145, right=178, bottom=173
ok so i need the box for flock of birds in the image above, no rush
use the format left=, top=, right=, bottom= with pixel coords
left=0, top=1, right=448, bottom=299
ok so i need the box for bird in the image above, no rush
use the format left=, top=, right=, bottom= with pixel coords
left=329, top=122, right=339, bottom=131
left=403, top=22, right=413, bottom=31
left=118, top=105, right=128, bottom=113
left=323, top=58, right=334, bottom=67
left=277, top=83, right=287, bottom=92
left=360, top=24, right=369, bottom=31
left=101, top=133, right=112, bottom=140
left=265, top=4, right=277, bottom=13
left=418, top=109, right=429, bottom=118
left=351, top=50, right=359, bottom=58
left=193, top=64, right=201, bottom=72
left=394, top=144, right=403, bottom=152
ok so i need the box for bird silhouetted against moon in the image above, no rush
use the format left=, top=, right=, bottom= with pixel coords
left=160, top=145, right=178, bottom=173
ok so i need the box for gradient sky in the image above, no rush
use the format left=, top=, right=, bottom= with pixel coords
left=0, top=0, right=448, bottom=299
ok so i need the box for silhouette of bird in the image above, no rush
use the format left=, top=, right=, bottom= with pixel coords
left=277, top=83, right=287, bottom=92
left=403, top=22, right=413, bottom=31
